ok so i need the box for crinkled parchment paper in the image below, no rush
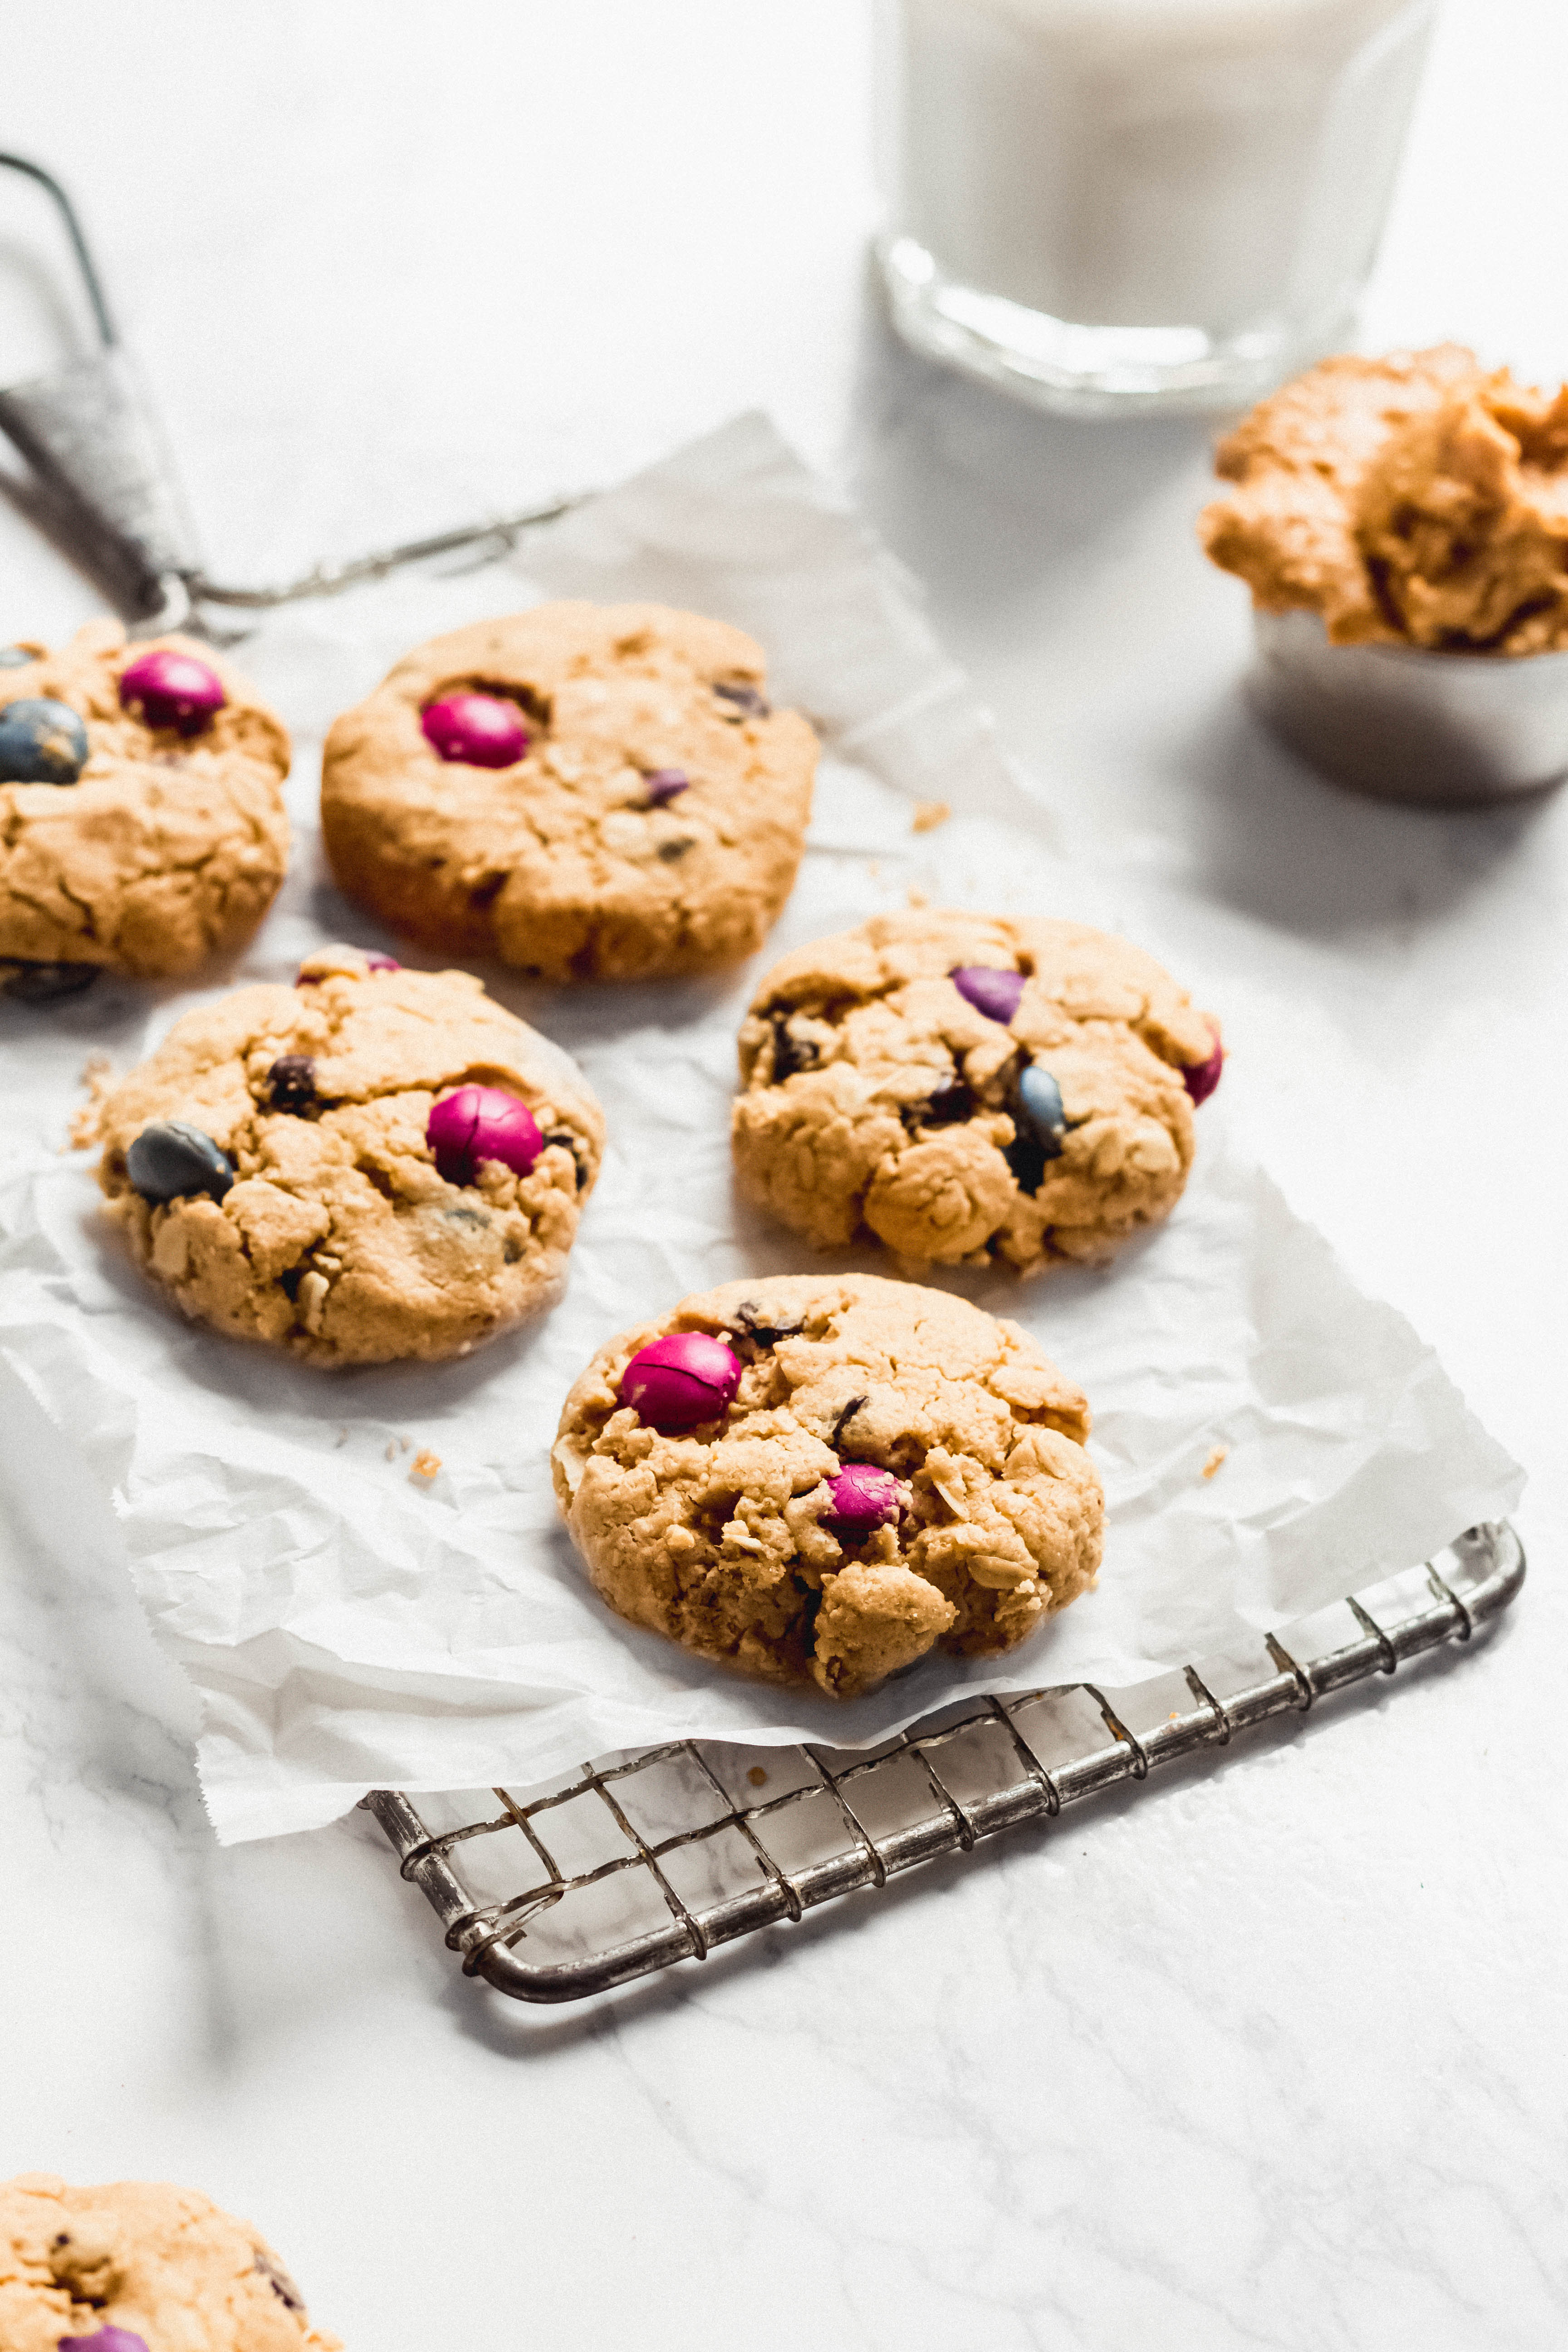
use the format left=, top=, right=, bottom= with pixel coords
left=0, top=416, right=1523, bottom=1842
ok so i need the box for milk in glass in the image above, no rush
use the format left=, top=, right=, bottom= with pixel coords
left=877, top=0, right=1437, bottom=410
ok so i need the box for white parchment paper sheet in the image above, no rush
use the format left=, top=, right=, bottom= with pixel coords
left=0, top=415, right=1524, bottom=1842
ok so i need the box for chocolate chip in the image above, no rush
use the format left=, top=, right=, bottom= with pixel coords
left=730, top=1299, right=806, bottom=1348
left=713, top=678, right=771, bottom=720
left=830, top=1394, right=867, bottom=1448
left=266, top=1053, right=316, bottom=1113
left=543, top=1128, right=591, bottom=1190
left=0, top=958, right=100, bottom=1004
left=126, top=1120, right=234, bottom=1203
left=656, top=835, right=695, bottom=862
left=900, top=1079, right=974, bottom=1134
left=769, top=1013, right=817, bottom=1081
left=253, top=2249, right=305, bottom=2312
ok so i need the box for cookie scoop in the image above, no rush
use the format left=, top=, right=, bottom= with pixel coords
left=1201, top=345, right=1568, bottom=804
left=59, top=2331, right=149, bottom=2352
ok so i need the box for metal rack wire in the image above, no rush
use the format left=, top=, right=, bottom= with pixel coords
left=365, top=1521, right=1523, bottom=2005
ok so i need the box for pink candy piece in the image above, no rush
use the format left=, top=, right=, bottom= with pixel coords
left=1183, top=1022, right=1224, bottom=1106
left=295, top=951, right=400, bottom=985
left=59, top=2331, right=150, bottom=2352
left=643, top=768, right=690, bottom=805
left=421, top=692, right=528, bottom=768
left=950, top=965, right=1024, bottom=1024
left=827, top=1462, right=903, bottom=1525
left=619, top=1332, right=742, bottom=1430
left=427, top=1083, right=542, bottom=1185
left=118, top=648, right=226, bottom=736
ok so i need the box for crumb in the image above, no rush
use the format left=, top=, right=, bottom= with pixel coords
left=67, top=1054, right=114, bottom=1150
left=867, top=860, right=881, bottom=881
left=384, top=1441, right=398, bottom=1462
left=409, top=1449, right=441, bottom=1482
left=1202, top=1445, right=1228, bottom=1480
left=746, top=1765, right=768, bottom=1788
left=912, top=800, right=951, bottom=833
left=666, top=1526, right=696, bottom=1554
left=334, top=1426, right=349, bottom=1449
left=906, top=884, right=928, bottom=908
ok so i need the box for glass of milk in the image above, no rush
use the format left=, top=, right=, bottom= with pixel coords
left=875, top=0, right=1438, bottom=412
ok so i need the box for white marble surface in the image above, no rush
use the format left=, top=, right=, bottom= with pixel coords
left=0, top=4, right=1564, bottom=2346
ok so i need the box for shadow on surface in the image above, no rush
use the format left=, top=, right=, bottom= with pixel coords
left=439, top=1599, right=1516, bottom=2062
left=845, top=251, right=1216, bottom=624
left=1176, top=689, right=1564, bottom=940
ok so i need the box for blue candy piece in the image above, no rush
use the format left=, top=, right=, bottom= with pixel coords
left=0, top=696, right=89, bottom=784
left=126, top=1119, right=235, bottom=1203
left=1017, top=1063, right=1067, bottom=1160
left=0, top=645, right=35, bottom=668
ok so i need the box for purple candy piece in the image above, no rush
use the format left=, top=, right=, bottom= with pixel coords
left=365, top=951, right=400, bottom=971
left=59, top=2330, right=151, bottom=2352
left=950, top=965, right=1024, bottom=1024
left=827, top=1462, right=903, bottom=1526
left=1183, top=1024, right=1224, bottom=1106
left=119, top=648, right=226, bottom=737
left=427, top=1083, right=543, bottom=1185
left=421, top=692, right=528, bottom=769
left=643, top=768, right=690, bottom=805
left=619, top=1332, right=742, bottom=1431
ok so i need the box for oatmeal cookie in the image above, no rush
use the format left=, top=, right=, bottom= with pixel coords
left=92, top=946, right=603, bottom=1364
left=0, top=2171, right=341, bottom=2351
left=0, top=619, right=289, bottom=994
left=732, top=911, right=1220, bottom=1275
left=552, top=1273, right=1103, bottom=1698
left=319, top=601, right=818, bottom=980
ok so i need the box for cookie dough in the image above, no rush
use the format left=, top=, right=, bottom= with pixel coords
left=319, top=601, right=818, bottom=980
left=552, top=1273, right=1103, bottom=1697
left=731, top=911, right=1218, bottom=1275
left=0, top=2171, right=341, bottom=2351
left=1200, top=345, right=1568, bottom=652
left=0, top=619, right=289, bottom=987
left=91, top=946, right=604, bottom=1364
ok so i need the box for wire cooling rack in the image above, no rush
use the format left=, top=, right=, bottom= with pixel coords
left=364, top=1521, right=1523, bottom=2005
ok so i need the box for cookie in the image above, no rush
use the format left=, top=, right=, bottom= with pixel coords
left=732, top=911, right=1221, bottom=1275
left=92, top=946, right=604, bottom=1365
left=552, top=1273, right=1103, bottom=1698
left=319, top=601, right=818, bottom=980
left=0, top=620, right=290, bottom=994
left=0, top=2171, right=340, bottom=2351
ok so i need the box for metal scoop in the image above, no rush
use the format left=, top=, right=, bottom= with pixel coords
left=0, top=151, right=581, bottom=639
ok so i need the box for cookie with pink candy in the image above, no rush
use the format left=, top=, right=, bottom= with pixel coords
left=552, top=1273, right=1102, bottom=1698
left=0, top=621, right=290, bottom=997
